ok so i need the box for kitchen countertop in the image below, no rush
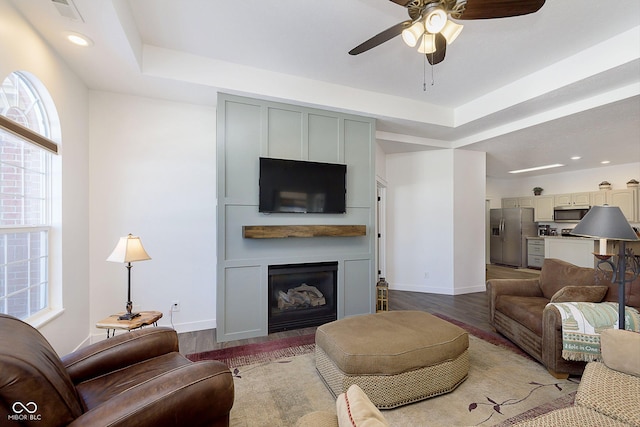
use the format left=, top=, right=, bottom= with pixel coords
left=526, top=235, right=596, bottom=240
left=543, top=235, right=596, bottom=240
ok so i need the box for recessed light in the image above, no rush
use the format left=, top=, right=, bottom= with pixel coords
left=509, top=164, right=565, bottom=174
left=601, top=160, right=611, bottom=164
left=570, top=156, right=581, bottom=160
left=65, top=32, right=93, bottom=47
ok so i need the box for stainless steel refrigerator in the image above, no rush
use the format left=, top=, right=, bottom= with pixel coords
left=490, top=208, right=537, bottom=267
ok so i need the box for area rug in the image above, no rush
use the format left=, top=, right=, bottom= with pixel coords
left=188, top=318, right=579, bottom=427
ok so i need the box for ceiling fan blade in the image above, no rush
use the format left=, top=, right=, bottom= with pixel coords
left=457, top=0, right=545, bottom=20
left=349, top=20, right=412, bottom=55
left=426, top=33, right=446, bottom=65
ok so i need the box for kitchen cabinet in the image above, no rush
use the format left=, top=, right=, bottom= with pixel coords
left=554, top=192, right=590, bottom=207
left=533, top=195, right=554, bottom=222
left=608, top=189, right=637, bottom=222
left=527, top=238, right=544, bottom=268
left=502, top=197, right=534, bottom=208
left=590, top=191, right=608, bottom=207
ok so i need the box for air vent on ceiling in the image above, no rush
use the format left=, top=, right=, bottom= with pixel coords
left=51, top=0, right=84, bottom=22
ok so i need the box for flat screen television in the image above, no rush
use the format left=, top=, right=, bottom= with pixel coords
left=259, top=157, right=346, bottom=214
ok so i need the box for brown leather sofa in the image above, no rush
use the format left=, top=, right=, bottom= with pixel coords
left=487, top=258, right=640, bottom=378
left=0, top=313, right=234, bottom=426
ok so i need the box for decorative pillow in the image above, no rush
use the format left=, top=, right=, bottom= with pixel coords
left=336, top=384, right=389, bottom=427
left=549, top=285, right=608, bottom=303
left=600, top=329, right=640, bottom=377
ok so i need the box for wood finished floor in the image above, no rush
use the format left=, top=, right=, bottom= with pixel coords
left=178, top=264, right=540, bottom=355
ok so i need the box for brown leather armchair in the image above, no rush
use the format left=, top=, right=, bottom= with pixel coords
left=0, top=313, right=234, bottom=426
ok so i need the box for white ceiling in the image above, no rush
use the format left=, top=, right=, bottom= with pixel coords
left=8, top=0, right=640, bottom=179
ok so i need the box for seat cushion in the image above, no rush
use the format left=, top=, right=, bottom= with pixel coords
left=495, top=295, right=549, bottom=336
left=315, top=311, right=468, bottom=376
left=75, top=352, right=193, bottom=410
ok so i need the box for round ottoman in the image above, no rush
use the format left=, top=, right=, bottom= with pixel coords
left=315, top=310, right=469, bottom=409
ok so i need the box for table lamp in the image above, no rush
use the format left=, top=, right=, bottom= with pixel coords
left=570, top=205, right=640, bottom=329
left=107, top=234, right=151, bottom=320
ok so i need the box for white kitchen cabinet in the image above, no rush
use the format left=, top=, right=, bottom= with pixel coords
left=502, top=197, right=533, bottom=208
left=518, top=197, right=534, bottom=208
left=533, top=195, right=554, bottom=222
left=502, top=198, right=518, bottom=208
left=608, top=189, right=637, bottom=222
left=545, top=237, right=595, bottom=268
left=554, top=192, right=590, bottom=207
left=590, top=191, right=608, bottom=207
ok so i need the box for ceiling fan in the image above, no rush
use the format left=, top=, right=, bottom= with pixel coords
left=349, top=0, right=545, bottom=65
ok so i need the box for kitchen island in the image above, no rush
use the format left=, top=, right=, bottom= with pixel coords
left=544, top=236, right=596, bottom=268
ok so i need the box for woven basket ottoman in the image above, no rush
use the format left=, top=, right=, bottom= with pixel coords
left=315, top=310, right=469, bottom=409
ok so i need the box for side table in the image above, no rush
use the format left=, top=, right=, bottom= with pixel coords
left=96, top=310, right=163, bottom=338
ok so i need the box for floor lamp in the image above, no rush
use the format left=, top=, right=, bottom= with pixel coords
left=570, top=205, right=640, bottom=329
left=107, top=234, right=151, bottom=320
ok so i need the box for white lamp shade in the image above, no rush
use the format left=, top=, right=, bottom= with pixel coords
left=570, top=206, right=639, bottom=241
left=441, top=20, right=463, bottom=44
left=402, top=21, right=424, bottom=47
left=107, top=234, right=152, bottom=263
left=424, top=8, right=447, bottom=34
left=417, top=34, right=437, bottom=54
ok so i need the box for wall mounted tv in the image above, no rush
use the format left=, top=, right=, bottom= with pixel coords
left=259, top=157, right=347, bottom=214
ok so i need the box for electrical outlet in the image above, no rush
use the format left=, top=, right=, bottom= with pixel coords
left=171, top=300, right=180, bottom=312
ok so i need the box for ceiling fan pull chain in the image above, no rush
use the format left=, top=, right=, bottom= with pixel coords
left=431, top=60, right=435, bottom=86
left=423, top=54, right=427, bottom=91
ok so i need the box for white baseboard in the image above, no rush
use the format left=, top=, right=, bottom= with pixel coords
left=390, top=283, right=486, bottom=295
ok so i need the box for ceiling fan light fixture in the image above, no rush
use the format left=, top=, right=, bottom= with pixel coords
left=417, top=33, right=436, bottom=54
left=424, top=7, right=447, bottom=34
left=441, top=20, right=463, bottom=44
left=402, top=20, right=424, bottom=47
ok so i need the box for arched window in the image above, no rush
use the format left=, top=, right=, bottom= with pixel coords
left=0, top=71, right=58, bottom=320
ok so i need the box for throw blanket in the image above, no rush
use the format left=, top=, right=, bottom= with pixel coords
left=548, top=302, right=640, bottom=362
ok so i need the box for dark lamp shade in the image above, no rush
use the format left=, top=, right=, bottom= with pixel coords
left=570, top=205, right=639, bottom=241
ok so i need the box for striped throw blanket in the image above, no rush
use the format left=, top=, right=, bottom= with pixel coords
left=548, top=302, right=640, bottom=362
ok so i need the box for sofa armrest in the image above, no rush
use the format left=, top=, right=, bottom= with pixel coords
left=62, top=327, right=179, bottom=384
left=67, top=361, right=234, bottom=427
left=486, top=278, right=543, bottom=325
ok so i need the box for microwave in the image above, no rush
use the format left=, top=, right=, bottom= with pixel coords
left=553, top=206, right=590, bottom=222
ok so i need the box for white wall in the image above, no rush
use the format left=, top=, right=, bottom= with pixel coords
left=0, top=1, right=90, bottom=355
left=453, top=150, right=486, bottom=293
left=89, top=92, right=217, bottom=339
left=385, top=149, right=486, bottom=295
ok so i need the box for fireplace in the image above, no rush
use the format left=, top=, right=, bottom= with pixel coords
left=268, top=261, right=338, bottom=333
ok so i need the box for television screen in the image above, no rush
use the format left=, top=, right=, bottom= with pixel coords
left=259, top=157, right=346, bottom=213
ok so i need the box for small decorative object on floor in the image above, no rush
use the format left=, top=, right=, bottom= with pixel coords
left=376, top=277, right=389, bottom=312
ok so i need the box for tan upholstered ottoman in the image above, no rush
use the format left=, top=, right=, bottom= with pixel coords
left=315, top=310, right=469, bottom=409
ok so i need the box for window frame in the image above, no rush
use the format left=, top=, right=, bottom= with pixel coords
left=0, top=71, right=59, bottom=324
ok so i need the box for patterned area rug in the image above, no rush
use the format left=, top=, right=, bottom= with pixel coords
left=187, top=314, right=579, bottom=426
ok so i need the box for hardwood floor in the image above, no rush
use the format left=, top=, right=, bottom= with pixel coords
left=178, top=264, right=539, bottom=355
